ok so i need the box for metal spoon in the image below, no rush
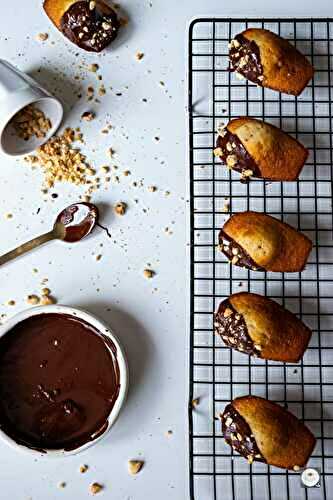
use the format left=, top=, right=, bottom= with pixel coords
left=0, top=203, right=99, bottom=267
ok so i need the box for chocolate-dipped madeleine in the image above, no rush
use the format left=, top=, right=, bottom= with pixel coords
left=221, top=396, right=316, bottom=470
left=215, top=118, right=308, bottom=181
left=215, top=293, right=312, bottom=362
left=229, top=28, right=314, bottom=95
left=43, top=0, right=120, bottom=52
left=219, top=211, right=312, bottom=273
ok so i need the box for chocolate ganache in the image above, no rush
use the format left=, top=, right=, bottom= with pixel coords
left=229, top=34, right=264, bottom=85
left=215, top=300, right=261, bottom=357
left=0, top=313, right=120, bottom=451
left=216, top=128, right=260, bottom=181
left=219, top=230, right=264, bottom=272
left=61, top=1, right=119, bottom=53
left=221, top=403, right=266, bottom=464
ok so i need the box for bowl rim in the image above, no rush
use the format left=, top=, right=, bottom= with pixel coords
left=0, top=304, right=128, bottom=457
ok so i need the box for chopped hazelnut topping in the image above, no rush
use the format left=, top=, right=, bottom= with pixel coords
left=143, top=269, right=155, bottom=279
left=223, top=308, right=233, bottom=318
left=26, top=295, right=40, bottom=305
left=247, top=455, right=254, bottom=464
left=226, top=155, right=238, bottom=167
left=232, top=247, right=239, bottom=255
left=226, top=142, right=233, bottom=152
left=293, top=465, right=301, bottom=471
left=36, top=33, right=49, bottom=42
left=128, top=460, right=144, bottom=475
left=225, top=417, right=233, bottom=426
left=89, top=1, right=96, bottom=10
left=214, top=147, right=223, bottom=157
left=242, top=169, right=254, bottom=178
left=90, top=483, right=103, bottom=495
left=231, top=256, right=239, bottom=265
left=114, top=202, right=127, bottom=216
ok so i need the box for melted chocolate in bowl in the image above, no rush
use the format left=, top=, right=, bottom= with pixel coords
left=0, top=313, right=120, bottom=451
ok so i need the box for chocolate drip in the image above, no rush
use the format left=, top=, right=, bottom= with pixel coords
left=0, top=314, right=120, bottom=451
left=216, top=129, right=260, bottom=181
left=219, top=230, right=264, bottom=272
left=229, top=34, right=264, bottom=85
left=221, top=404, right=266, bottom=464
left=215, top=300, right=261, bottom=357
left=61, top=1, right=119, bottom=53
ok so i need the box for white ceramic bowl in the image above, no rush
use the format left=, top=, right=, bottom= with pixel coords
left=0, top=59, right=63, bottom=156
left=0, top=305, right=128, bottom=457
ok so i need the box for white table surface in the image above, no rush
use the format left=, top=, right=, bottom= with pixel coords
left=0, top=1, right=332, bottom=499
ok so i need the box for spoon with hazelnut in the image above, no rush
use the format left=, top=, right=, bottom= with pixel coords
left=0, top=203, right=99, bottom=267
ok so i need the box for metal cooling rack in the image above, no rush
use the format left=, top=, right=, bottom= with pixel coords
left=188, top=18, right=333, bottom=500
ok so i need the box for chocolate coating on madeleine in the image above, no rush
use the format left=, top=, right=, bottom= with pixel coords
left=216, top=128, right=260, bottom=181
left=219, top=230, right=264, bottom=271
left=221, top=404, right=265, bottom=464
left=60, top=1, right=119, bottom=52
left=215, top=300, right=261, bottom=356
left=229, top=34, right=264, bottom=85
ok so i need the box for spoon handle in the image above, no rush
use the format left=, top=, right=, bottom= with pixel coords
left=0, top=230, right=56, bottom=267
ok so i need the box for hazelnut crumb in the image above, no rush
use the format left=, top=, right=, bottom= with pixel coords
left=128, top=460, right=144, bottom=475
left=89, top=1, right=96, bottom=10
left=192, top=398, right=200, bottom=408
left=26, top=295, right=40, bottom=305
left=114, top=202, right=127, bottom=216
left=81, top=111, right=95, bottom=122
left=143, top=269, right=155, bottom=279
left=96, top=254, right=102, bottom=261
left=58, top=482, right=66, bottom=489
left=101, top=166, right=110, bottom=174
left=36, top=33, right=49, bottom=42
left=90, top=483, right=103, bottom=495
left=5, top=213, right=13, bottom=219
left=165, top=430, right=173, bottom=437
left=148, top=185, right=157, bottom=192
left=136, top=52, right=144, bottom=61
left=40, top=295, right=56, bottom=306
left=6, top=300, right=15, bottom=306
left=79, top=464, right=89, bottom=474
left=41, top=288, right=51, bottom=296
left=88, top=63, right=99, bottom=73
left=293, top=465, right=301, bottom=471
left=123, top=170, right=131, bottom=176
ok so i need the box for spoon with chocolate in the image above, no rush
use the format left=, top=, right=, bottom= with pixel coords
left=0, top=203, right=99, bottom=267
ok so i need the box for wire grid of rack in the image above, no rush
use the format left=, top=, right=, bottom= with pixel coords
left=188, top=18, right=333, bottom=500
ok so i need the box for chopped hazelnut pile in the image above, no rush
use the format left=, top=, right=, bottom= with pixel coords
left=128, top=460, right=144, bottom=475
left=24, top=128, right=99, bottom=191
left=11, top=104, right=52, bottom=141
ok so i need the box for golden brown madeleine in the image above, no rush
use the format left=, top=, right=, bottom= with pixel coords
left=219, top=211, right=312, bottom=273
left=221, top=396, right=316, bottom=469
left=214, top=118, right=308, bottom=181
left=215, top=292, right=312, bottom=362
left=43, top=0, right=119, bottom=52
left=229, top=28, right=314, bottom=96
